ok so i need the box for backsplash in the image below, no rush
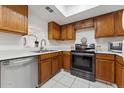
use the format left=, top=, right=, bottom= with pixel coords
left=75, top=28, right=96, bottom=45
left=0, top=9, right=124, bottom=51
left=96, top=37, right=124, bottom=51
left=0, top=31, right=22, bottom=50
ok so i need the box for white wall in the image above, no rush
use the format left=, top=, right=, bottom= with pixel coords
left=0, top=31, right=22, bottom=50
left=0, top=7, right=124, bottom=51
left=75, top=28, right=96, bottom=44
left=96, top=37, right=124, bottom=51
left=27, top=10, right=96, bottom=50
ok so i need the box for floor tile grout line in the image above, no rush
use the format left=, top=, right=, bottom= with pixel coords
left=57, top=78, right=71, bottom=88
left=69, top=77, right=76, bottom=88
left=41, top=79, right=57, bottom=88
left=52, top=73, right=66, bottom=82
left=55, top=81, right=70, bottom=88
left=52, top=73, right=70, bottom=88
left=57, top=75, right=76, bottom=87
left=88, top=81, right=90, bottom=88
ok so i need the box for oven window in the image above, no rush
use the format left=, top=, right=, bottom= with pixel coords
left=72, top=54, right=93, bottom=72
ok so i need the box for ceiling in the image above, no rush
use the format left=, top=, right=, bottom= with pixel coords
left=29, top=5, right=124, bottom=25
left=55, top=5, right=98, bottom=17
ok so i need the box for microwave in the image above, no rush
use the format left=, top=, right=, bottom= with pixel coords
left=108, top=41, right=123, bottom=53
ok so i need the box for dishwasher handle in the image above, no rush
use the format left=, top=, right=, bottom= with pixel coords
left=1, top=57, right=36, bottom=66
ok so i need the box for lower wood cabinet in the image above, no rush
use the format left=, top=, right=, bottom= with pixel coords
left=38, top=52, right=61, bottom=84
left=63, top=51, right=71, bottom=71
left=115, top=56, right=124, bottom=88
left=96, top=59, right=115, bottom=83
left=39, top=59, right=52, bottom=84
left=115, top=62, right=124, bottom=88
left=96, top=54, right=115, bottom=83
left=58, top=52, right=63, bottom=69
left=52, top=56, right=59, bottom=75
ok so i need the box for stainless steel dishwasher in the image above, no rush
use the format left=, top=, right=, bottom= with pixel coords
left=0, top=56, right=38, bottom=88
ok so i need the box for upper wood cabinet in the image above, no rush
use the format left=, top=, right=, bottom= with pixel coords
left=61, top=24, right=75, bottom=40
left=75, top=18, right=94, bottom=30
left=96, top=54, right=115, bottom=83
left=66, top=24, right=75, bottom=40
left=0, top=5, right=28, bottom=35
left=61, top=25, right=67, bottom=40
left=48, top=21, right=61, bottom=40
left=95, top=13, right=115, bottom=38
left=115, top=10, right=124, bottom=36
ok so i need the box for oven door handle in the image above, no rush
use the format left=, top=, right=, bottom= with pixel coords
left=71, top=52, right=95, bottom=56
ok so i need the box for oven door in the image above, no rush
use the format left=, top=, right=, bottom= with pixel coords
left=71, top=52, right=95, bottom=73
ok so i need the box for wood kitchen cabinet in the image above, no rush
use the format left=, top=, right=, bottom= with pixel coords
left=58, top=52, right=63, bottom=69
left=39, top=59, right=52, bottom=83
left=95, top=13, right=115, bottom=38
left=63, top=51, right=71, bottom=71
left=38, top=52, right=61, bottom=84
left=75, top=18, right=94, bottom=30
left=48, top=21, right=61, bottom=40
left=115, top=55, right=124, bottom=88
left=61, top=25, right=67, bottom=40
left=61, top=24, right=75, bottom=40
left=66, top=24, right=75, bottom=40
left=115, top=10, right=124, bottom=36
left=52, top=56, right=60, bottom=75
left=0, top=5, right=28, bottom=35
left=96, top=54, right=115, bottom=83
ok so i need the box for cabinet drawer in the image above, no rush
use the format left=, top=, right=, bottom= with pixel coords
left=63, top=51, right=71, bottom=55
left=96, top=53, right=115, bottom=60
left=52, top=52, right=60, bottom=57
left=39, top=53, right=52, bottom=60
left=116, top=55, right=124, bottom=66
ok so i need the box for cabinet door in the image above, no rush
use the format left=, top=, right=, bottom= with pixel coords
left=96, top=59, right=114, bottom=83
left=115, top=62, right=124, bottom=88
left=52, top=56, right=59, bottom=75
left=66, top=24, right=75, bottom=40
left=95, top=13, right=115, bottom=38
left=61, top=25, right=67, bottom=40
left=115, top=10, right=124, bottom=36
left=63, top=53, right=71, bottom=71
left=48, top=22, right=60, bottom=40
left=53, top=23, right=60, bottom=40
left=59, top=52, right=63, bottom=69
left=1, top=5, right=28, bottom=35
left=75, top=18, right=94, bottom=30
left=40, top=59, right=52, bottom=83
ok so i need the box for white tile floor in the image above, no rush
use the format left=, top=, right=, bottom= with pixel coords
left=41, top=71, right=117, bottom=88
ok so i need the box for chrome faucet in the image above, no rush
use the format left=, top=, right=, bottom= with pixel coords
left=40, top=39, right=47, bottom=51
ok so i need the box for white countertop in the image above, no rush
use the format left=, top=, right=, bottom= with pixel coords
left=0, top=50, right=61, bottom=61
left=0, top=48, right=124, bottom=61
left=95, top=50, right=124, bottom=59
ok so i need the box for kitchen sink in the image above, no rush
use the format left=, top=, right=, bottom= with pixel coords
left=31, top=50, right=55, bottom=53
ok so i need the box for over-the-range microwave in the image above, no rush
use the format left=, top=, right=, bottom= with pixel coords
left=108, top=41, right=123, bottom=53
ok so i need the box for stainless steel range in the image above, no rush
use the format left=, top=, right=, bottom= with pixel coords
left=71, top=44, right=95, bottom=81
